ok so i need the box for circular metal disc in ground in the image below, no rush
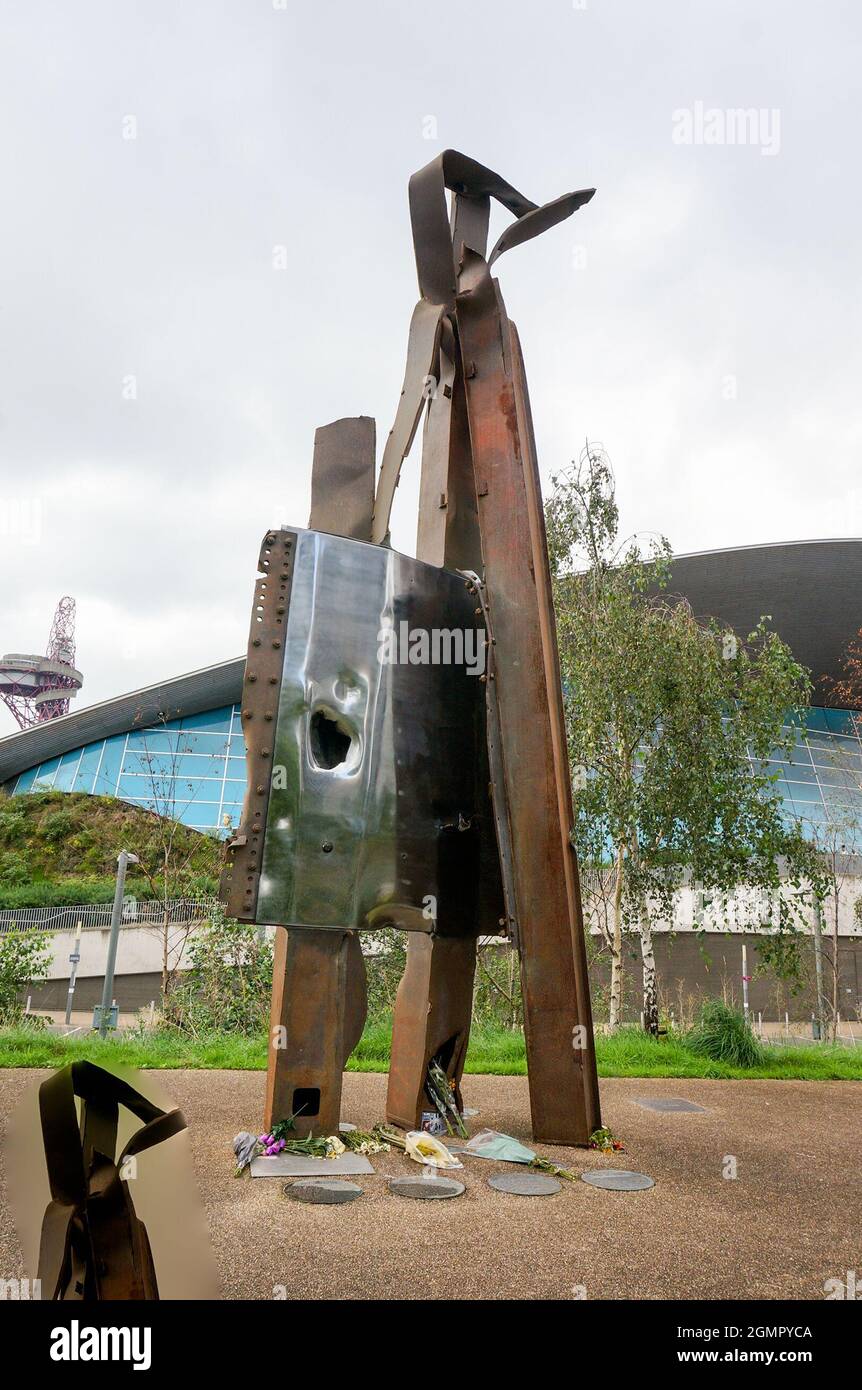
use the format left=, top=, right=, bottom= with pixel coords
left=285, top=1179, right=363, bottom=1204
left=388, top=1176, right=465, bottom=1200
left=582, top=1169, right=654, bottom=1191
left=488, top=1172, right=561, bottom=1196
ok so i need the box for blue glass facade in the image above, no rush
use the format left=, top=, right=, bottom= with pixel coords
left=762, top=708, right=862, bottom=846
left=7, top=701, right=862, bottom=844
left=9, top=704, right=245, bottom=834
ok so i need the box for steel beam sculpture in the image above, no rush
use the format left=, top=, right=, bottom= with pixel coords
left=222, top=151, right=601, bottom=1145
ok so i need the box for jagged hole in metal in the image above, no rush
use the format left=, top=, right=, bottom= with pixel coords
left=309, top=708, right=353, bottom=770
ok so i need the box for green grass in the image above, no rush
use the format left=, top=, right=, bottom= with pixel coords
left=595, top=1028, right=862, bottom=1080
left=0, top=1028, right=267, bottom=1071
left=0, top=1021, right=860, bottom=1079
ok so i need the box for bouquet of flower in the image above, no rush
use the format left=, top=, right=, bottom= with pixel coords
left=589, top=1126, right=625, bottom=1154
left=232, top=1120, right=346, bottom=1174
left=424, top=1059, right=468, bottom=1138
left=340, top=1128, right=391, bottom=1155
left=373, top=1124, right=407, bottom=1151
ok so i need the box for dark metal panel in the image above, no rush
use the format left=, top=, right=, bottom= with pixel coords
left=310, top=416, right=376, bottom=541
left=227, top=527, right=502, bottom=934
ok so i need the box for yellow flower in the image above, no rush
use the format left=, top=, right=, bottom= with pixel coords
left=405, top=1131, right=462, bottom=1169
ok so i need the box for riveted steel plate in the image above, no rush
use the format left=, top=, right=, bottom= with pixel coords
left=235, top=526, right=502, bottom=935
left=487, top=1172, right=561, bottom=1196
left=388, top=1176, right=465, bottom=1200
left=581, top=1169, right=655, bottom=1191
left=221, top=530, right=297, bottom=921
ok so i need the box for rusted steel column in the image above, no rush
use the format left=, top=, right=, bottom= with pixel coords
left=262, top=417, right=374, bottom=1134
left=507, top=316, right=601, bottom=1138
left=457, top=259, right=601, bottom=1144
left=386, top=934, right=477, bottom=1131
left=386, top=322, right=484, bottom=1132
left=310, top=416, right=376, bottom=540
left=265, top=929, right=366, bottom=1136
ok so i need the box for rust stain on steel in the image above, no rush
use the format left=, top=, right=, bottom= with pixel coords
left=221, top=529, right=296, bottom=922
left=387, top=933, right=477, bottom=1133
left=456, top=257, right=601, bottom=1143
left=265, top=927, right=366, bottom=1136
left=381, top=152, right=600, bottom=1141
left=260, top=417, right=376, bottom=1137
left=310, top=416, right=376, bottom=541
left=223, top=150, right=601, bottom=1145
left=508, top=316, right=601, bottom=1134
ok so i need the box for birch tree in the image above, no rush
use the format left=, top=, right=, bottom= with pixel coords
left=125, top=717, right=223, bottom=996
left=547, top=442, right=820, bottom=1033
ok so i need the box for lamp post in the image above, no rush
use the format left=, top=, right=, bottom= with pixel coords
left=95, top=850, right=139, bottom=1038
left=64, top=919, right=83, bottom=1027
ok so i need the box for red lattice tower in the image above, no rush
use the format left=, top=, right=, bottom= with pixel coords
left=0, top=597, right=83, bottom=730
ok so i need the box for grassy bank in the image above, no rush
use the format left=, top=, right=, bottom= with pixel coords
left=0, top=791, right=219, bottom=907
left=1, top=1021, right=860, bottom=1080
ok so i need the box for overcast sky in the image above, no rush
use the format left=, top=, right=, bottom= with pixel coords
left=1, top=0, right=860, bottom=734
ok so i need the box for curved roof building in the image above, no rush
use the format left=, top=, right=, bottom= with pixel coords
left=663, top=538, right=862, bottom=703
left=1, top=539, right=860, bottom=838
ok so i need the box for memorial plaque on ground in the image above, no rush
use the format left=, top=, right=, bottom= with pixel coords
left=582, top=1169, right=654, bottom=1191
left=633, top=1098, right=707, bottom=1113
left=487, top=1172, right=561, bottom=1196
left=388, top=1176, right=465, bottom=1200
left=286, top=1179, right=363, bottom=1204
left=250, top=1152, right=374, bottom=1178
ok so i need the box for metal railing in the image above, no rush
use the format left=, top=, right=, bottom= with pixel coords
left=0, top=897, right=218, bottom=934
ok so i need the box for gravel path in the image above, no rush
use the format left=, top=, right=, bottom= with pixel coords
left=1, top=1069, right=858, bottom=1300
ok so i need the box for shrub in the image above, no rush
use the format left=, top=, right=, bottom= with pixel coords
left=0, top=850, right=30, bottom=885
left=0, top=929, right=54, bottom=1026
left=362, top=929, right=407, bottom=1020
left=159, top=904, right=273, bottom=1036
left=473, top=941, right=523, bottom=1030
left=0, top=809, right=26, bottom=842
left=41, top=810, right=76, bottom=845
left=69, top=828, right=95, bottom=845
left=0, top=876, right=150, bottom=909
left=686, top=999, right=765, bottom=1068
